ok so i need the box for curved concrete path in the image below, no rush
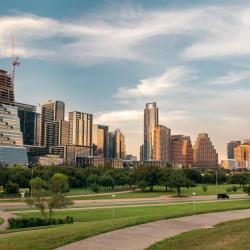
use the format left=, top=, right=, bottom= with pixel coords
left=0, top=210, right=17, bottom=230
left=56, top=208, right=250, bottom=250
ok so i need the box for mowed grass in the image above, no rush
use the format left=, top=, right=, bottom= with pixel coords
left=147, top=218, right=250, bottom=250
left=0, top=200, right=249, bottom=249
left=15, top=200, right=250, bottom=223
left=70, top=184, right=244, bottom=200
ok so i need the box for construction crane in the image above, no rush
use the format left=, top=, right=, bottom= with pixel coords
left=11, top=35, right=20, bottom=86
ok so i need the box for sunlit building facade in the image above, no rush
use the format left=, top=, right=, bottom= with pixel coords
left=144, top=102, right=159, bottom=161
left=153, top=125, right=171, bottom=162
left=93, top=124, right=109, bottom=158
left=193, top=133, right=218, bottom=169
left=227, top=141, right=241, bottom=159
left=171, top=135, right=193, bottom=168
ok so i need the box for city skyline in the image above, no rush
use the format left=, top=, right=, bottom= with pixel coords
left=1, top=0, right=250, bottom=160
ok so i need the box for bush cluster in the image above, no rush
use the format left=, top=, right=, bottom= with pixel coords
left=8, top=216, right=74, bottom=229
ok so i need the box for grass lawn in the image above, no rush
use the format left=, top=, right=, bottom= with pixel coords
left=0, top=217, right=3, bottom=225
left=70, top=184, right=244, bottom=200
left=0, top=200, right=249, bottom=249
left=147, top=217, right=250, bottom=250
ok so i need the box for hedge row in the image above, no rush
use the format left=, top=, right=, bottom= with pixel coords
left=8, top=216, right=74, bottom=229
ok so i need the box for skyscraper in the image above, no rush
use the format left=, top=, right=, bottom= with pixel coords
left=193, top=133, right=218, bottom=169
left=171, top=135, right=193, bottom=168
left=114, top=129, right=126, bottom=159
left=68, top=111, right=92, bottom=149
left=0, top=69, right=28, bottom=165
left=234, top=141, right=250, bottom=161
left=144, top=102, right=158, bottom=161
left=93, top=124, right=109, bottom=158
left=108, top=132, right=115, bottom=158
left=15, top=102, right=38, bottom=145
left=40, top=100, right=65, bottom=146
left=153, top=125, right=171, bottom=161
left=227, top=141, right=241, bottom=159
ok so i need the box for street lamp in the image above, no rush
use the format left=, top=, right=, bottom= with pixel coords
left=112, top=194, right=116, bottom=221
left=20, top=191, right=25, bottom=209
left=192, top=192, right=196, bottom=211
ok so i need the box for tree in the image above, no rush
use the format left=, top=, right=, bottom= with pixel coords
left=243, top=185, right=250, bottom=196
left=98, top=174, right=114, bottom=191
left=47, top=193, right=66, bottom=218
left=5, top=182, right=19, bottom=194
left=48, top=173, right=69, bottom=193
left=168, top=170, right=194, bottom=197
left=230, top=173, right=248, bottom=188
left=202, top=184, right=208, bottom=193
left=159, top=168, right=171, bottom=192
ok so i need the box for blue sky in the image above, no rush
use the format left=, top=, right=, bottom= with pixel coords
left=1, top=0, right=250, bottom=159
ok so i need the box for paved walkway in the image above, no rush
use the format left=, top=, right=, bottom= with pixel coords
left=56, top=209, right=250, bottom=250
left=0, top=210, right=17, bottom=230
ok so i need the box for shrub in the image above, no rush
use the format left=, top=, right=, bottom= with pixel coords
left=5, top=182, right=19, bottom=194
left=202, top=185, right=208, bottom=192
left=91, top=183, right=99, bottom=193
left=232, top=186, right=238, bottom=192
left=226, top=187, right=233, bottom=193
left=8, top=216, right=74, bottom=229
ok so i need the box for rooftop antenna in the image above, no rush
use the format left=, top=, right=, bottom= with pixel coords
left=11, top=35, right=20, bottom=87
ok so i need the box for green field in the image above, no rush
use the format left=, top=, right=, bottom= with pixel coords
left=70, top=184, right=243, bottom=200
left=0, top=200, right=249, bottom=249
left=147, top=218, right=250, bottom=250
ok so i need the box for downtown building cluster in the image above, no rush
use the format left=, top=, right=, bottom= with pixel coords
left=141, top=102, right=219, bottom=169
left=0, top=69, right=127, bottom=167
left=221, top=140, right=250, bottom=170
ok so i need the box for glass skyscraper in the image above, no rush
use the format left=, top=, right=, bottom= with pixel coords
left=144, top=102, right=159, bottom=161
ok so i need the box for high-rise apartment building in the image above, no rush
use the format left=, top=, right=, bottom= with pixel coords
left=93, top=124, right=109, bottom=158
left=114, top=129, right=126, bottom=159
left=144, top=102, right=159, bottom=161
left=68, top=111, right=92, bottom=149
left=40, top=100, right=65, bottom=146
left=0, top=69, right=28, bottom=165
left=227, top=141, right=241, bottom=159
left=45, top=120, right=69, bottom=146
left=140, top=144, right=144, bottom=161
left=193, top=133, right=218, bottom=169
left=0, top=69, right=14, bottom=106
left=15, top=102, right=38, bottom=145
left=153, top=125, right=171, bottom=161
left=171, top=135, right=193, bottom=168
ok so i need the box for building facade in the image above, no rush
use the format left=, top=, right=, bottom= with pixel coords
left=114, top=129, right=126, bottom=159
left=0, top=69, right=14, bottom=106
left=153, top=125, right=171, bottom=162
left=93, top=124, right=109, bottom=158
left=234, top=141, right=250, bottom=162
left=171, top=135, right=193, bottom=168
left=144, top=102, right=159, bottom=161
left=68, top=111, right=92, bottom=149
left=227, top=141, right=241, bottom=159
left=15, top=102, right=38, bottom=145
left=40, top=100, right=65, bottom=146
left=193, top=133, right=218, bottom=169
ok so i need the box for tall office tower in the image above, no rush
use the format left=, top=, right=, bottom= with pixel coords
left=153, top=125, right=171, bottom=161
left=140, top=144, right=144, bottom=161
left=108, top=132, right=115, bottom=158
left=193, top=133, right=218, bottom=169
left=0, top=69, right=28, bottom=165
left=40, top=100, right=65, bottom=146
left=171, top=135, right=193, bottom=168
left=68, top=111, right=92, bottom=148
left=45, top=120, right=69, bottom=146
left=227, top=141, right=241, bottom=159
left=15, top=102, right=38, bottom=145
left=144, top=102, right=159, bottom=161
left=93, top=124, right=109, bottom=158
left=0, top=69, right=14, bottom=106
left=114, top=129, right=126, bottom=159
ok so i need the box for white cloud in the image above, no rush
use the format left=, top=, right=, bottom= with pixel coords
left=212, top=71, right=250, bottom=85
left=115, top=66, right=191, bottom=98
left=2, top=5, right=250, bottom=63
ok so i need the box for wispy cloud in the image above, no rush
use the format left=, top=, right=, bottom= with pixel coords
left=115, top=66, right=192, bottom=98
left=2, top=5, right=250, bottom=64
left=212, top=71, right=250, bottom=85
